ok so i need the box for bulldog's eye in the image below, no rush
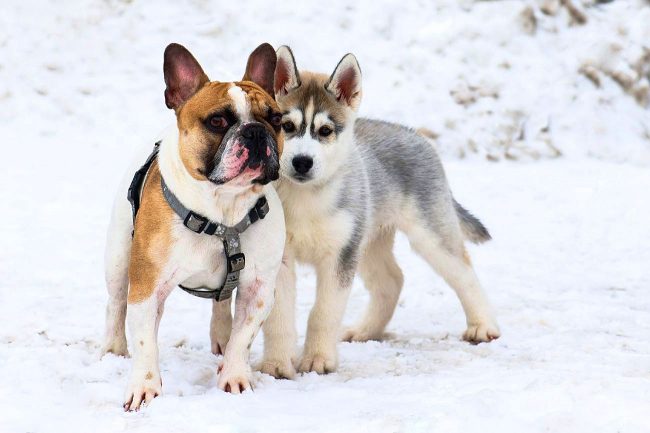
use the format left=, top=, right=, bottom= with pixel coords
left=206, top=115, right=229, bottom=132
left=270, top=113, right=283, bottom=127
left=282, top=121, right=296, bottom=133
left=318, top=126, right=333, bottom=137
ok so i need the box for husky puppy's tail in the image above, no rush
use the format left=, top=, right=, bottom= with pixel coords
left=453, top=199, right=491, bottom=244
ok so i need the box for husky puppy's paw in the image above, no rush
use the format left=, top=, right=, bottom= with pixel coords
left=259, top=356, right=296, bottom=379
left=217, top=362, right=253, bottom=394
left=298, top=350, right=338, bottom=374
left=463, top=321, right=501, bottom=343
left=341, top=327, right=384, bottom=343
left=101, top=337, right=129, bottom=358
left=123, top=370, right=162, bottom=411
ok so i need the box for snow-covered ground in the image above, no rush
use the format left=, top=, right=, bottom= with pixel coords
left=1, top=1, right=649, bottom=432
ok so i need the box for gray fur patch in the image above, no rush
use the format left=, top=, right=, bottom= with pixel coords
left=335, top=157, right=368, bottom=286
left=337, top=217, right=363, bottom=286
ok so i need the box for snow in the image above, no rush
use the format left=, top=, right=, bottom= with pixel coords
left=1, top=1, right=649, bottom=432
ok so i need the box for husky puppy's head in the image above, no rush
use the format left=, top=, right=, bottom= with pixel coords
left=273, top=46, right=362, bottom=185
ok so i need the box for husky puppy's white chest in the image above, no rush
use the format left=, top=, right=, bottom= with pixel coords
left=277, top=177, right=356, bottom=263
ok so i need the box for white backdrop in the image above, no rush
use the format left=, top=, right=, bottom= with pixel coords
left=1, top=1, right=649, bottom=432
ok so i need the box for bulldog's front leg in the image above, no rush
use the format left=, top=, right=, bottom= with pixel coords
left=299, top=256, right=354, bottom=374
left=123, top=281, right=172, bottom=411
left=218, top=277, right=273, bottom=393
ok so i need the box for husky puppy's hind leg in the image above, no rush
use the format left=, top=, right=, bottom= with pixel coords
left=403, top=208, right=500, bottom=343
left=342, top=228, right=404, bottom=342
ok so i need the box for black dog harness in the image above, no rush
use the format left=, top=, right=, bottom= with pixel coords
left=127, top=141, right=269, bottom=301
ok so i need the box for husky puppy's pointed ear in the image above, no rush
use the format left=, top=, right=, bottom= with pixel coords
left=326, top=53, right=362, bottom=110
left=242, top=43, right=277, bottom=97
left=274, top=45, right=301, bottom=96
left=163, top=43, right=209, bottom=110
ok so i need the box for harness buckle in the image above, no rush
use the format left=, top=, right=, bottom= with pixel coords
left=249, top=197, right=269, bottom=223
left=227, top=252, right=246, bottom=273
left=184, top=212, right=208, bottom=233
left=257, top=197, right=269, bottom=219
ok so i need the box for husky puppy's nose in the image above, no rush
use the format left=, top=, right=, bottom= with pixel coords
left=292, top=155, right=313, bottom=175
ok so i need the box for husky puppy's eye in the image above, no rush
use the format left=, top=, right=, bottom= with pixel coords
left=206, top=115, right=229, bottom=132
left=318, top=126, right=333, bottom=137
left=270, top=113, right=283, bottom=126
left=282, top=121, right=296, bottom=133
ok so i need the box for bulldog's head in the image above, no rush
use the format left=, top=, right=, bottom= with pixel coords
left=164, top=43, right=283, bottom=188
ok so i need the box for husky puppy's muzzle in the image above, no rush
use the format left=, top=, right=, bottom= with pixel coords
left=208, top=121, right=280, bottom=186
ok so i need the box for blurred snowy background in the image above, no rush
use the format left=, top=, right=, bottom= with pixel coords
left=0, top=1, right=649, bottom=432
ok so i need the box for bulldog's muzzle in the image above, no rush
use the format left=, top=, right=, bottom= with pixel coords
left=240, top=123, right=280, bottom=184
left=208, top=121, right=280, bottom=185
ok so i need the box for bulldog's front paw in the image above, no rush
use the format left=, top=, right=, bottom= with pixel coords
left=259, top=356, right=296, bottom=379
left=217, top=362, right=253, bottom=394
left=123, top=370, right=162, bottom=411
left=463, top=320, right=501, bottom=343
left=298, top=348, right=338, bottom=374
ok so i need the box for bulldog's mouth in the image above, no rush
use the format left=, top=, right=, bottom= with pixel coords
left=208, top=153, right=279, bottom=186
left=208, top=164, right=263, bottom=185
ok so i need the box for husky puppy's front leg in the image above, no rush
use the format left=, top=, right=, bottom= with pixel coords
left=261, top=247, right=298, bottom=379
left=299, top=256, right=355, bottom=374
left=218, top=276, right=274, bottom=393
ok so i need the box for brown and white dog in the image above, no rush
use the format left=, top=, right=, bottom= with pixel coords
left=101, top=43, right=286, bottom=410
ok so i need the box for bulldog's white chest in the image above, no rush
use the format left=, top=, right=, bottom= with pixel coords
left=171, top=227, right=230, bottom=289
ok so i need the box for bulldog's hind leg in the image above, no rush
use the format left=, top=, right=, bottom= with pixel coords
left=404, top=218, right=500, bottom=343
left=210, top=298, right=232, bottom=355
left=342, top=229, right=404, bottom=342
left=102, top=199, right=133, bottom=357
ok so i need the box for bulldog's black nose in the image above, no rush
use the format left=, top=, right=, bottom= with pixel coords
left=241, top=123, right=266, bottom=141
left=292, top=155, right=313, bottom=175
left=241, top=123, right=270, bottom=169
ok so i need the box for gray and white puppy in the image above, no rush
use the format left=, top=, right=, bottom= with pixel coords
left=259, top=46, right=500, bottom=378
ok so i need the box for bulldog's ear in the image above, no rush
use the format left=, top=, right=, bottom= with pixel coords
left=163, top=43, right=209, bottom=110
left=326, top=53, right=362, bottom=110
left=242, top=43, right=277, bottom=97
left=274, top=45, right=301, bottom=96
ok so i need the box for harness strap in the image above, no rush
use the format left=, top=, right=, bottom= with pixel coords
left=127, top=141, right=161, bottom=226
left=127, top=141, right=269, bottom=302
left=160, top=178, right=267, bottom=300
left=160, top=180, right=269, bottom=236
